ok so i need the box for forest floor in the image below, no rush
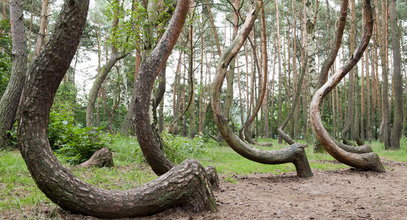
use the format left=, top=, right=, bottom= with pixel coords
left=1, top=137, right=407, bottom=220
left=136, top=160, right=407, bottom=220
left=7, top=160, right=407, bottom=220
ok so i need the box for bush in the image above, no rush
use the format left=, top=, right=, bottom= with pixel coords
left=49, top=105, right=111, bottom=165
left=161, top=132, right=206, bottom=164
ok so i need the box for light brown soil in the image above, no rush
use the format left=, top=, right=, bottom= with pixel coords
left=4, top=161, right=407, bottom=220
left=134, top=161, right=407, bottom=220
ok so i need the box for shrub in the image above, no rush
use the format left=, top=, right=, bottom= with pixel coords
left=49, top=105, right=111, bottom=165
left=161, top=132, right=206, bottom=164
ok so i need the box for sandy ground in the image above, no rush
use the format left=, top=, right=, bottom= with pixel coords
left=134, top=160, right=407, bottom=220
left=3, top=160, right=407, bottom=220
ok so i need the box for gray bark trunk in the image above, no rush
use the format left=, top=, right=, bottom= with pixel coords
left=0, top=0, right=27, bottom=149
left=389, top=0, right=403, bottom=149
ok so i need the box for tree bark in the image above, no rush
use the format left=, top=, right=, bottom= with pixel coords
left=389, top=0, right=403, bottom=149
left=78, top=147, right=114, bottom=168
left=120, top=49, right=142, bottom=134
left=212, top=3, right=313, bottom=178
left=17, top=1, right=216, bottom=218
left=379, top=0, right=391, bottom=149
left=0, top=0, right=27, bottom=149
left=34, top=0, right=49, bottom=55
left=309, top=0, right=385, bottom=172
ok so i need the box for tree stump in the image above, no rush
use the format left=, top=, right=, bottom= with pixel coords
left=78, top=147, right=114, bottom=168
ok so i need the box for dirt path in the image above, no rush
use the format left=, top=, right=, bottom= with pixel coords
left=136, top=160, right=407, bottom=220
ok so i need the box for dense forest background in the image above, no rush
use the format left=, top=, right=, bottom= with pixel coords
left=0, top=0, right=406, bottom=155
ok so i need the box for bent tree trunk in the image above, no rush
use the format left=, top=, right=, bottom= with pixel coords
left=17, top=0, right=216, bottom=218
left=0, top=0, right=27, bottom=149
left=86, top=52, right=128, bottom=127
left=133, top=0, right=219, bottom=186
left=211, top=3, right=313, bottom=178
left=309, top=0, right=385, bottom=172
left=239, top=0, right=272, bottom=147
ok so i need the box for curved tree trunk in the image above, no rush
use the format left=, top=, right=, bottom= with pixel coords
left=133, top=0, right=218, bottom=189
left=86, top=52, right=128, bottom=127
left=239, top=0, right=272, bottom=147
left=278, top=58, right=306, bottom=145
left=17, top=0, right=216, bottom=218
left=311, top=0, right=348, bottom=152
left=309, top=0, right=385, bottom=172
left=212, top=2, right=313, bottom=178
left=0, top=0, right=27, bottom=150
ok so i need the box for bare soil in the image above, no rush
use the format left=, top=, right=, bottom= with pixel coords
left=4, top=160, right=407, bottom=220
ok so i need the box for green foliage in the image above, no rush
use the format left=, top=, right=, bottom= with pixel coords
left=0, top=20, right=11, bottom=96
left=161, top=132, right=206, bottom=164
left=49, top=106, right=111, bottom=165
left=108, top=134, right=145, bottom=165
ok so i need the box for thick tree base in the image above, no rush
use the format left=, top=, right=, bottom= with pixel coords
left=78, top=147, right=114, bottom=168
left=290, top=144, right=314, bottom=178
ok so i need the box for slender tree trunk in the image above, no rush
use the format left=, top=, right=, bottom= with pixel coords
left=275, top=0, right=283, bottom=143
left=188, top=13, right=196, bottom=138
left=389, top=0, right=403, bottom=149
left=34, top=0, right=49, bottom=55
left=121, top=49, right=141, bottom=134
left=86, top=0, right=126, bottom=127
left=223, top=0, right=239, bottom=126
left=380, top=0, right=391, bottom=149
left=0, top=0, right=27, bottom=149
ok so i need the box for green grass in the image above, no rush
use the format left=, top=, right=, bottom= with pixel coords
left=0, top=135, right=406, bottom=215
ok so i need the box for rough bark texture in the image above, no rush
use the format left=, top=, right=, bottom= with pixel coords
left=211, top=5, right=313, bottom=178
left=78, top=147, right=114, bottom=168
left=389, top=0, right=403, bottom=150
left=17, top=0, right=216, bottom=218
left=309, top=0, right=385, bottom=172
left=0, top=0, right=27, bottom=150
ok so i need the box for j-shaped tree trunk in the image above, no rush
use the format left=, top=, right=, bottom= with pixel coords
left=212, top=2, right=313, bottom=178
left=17, top=0, right=216, bottom=218
left=0, top=0, right=27, bottom=150
left=239, top=0, right=272, bottom=147
left=132, top=0, right=219, bottom=188
left=278, top=57, right=306, bottom=145
left=309, top=0, right=385, bottom=172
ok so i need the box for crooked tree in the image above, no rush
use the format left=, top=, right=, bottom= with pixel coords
left=309, top=0, right=385, bottom=172
left=211, top=1, right=313, bottom=178
left=17, top=0, right=217, bottom=218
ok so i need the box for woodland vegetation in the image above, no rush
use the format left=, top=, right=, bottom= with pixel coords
left=0, top=0, right=406, bottom=218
